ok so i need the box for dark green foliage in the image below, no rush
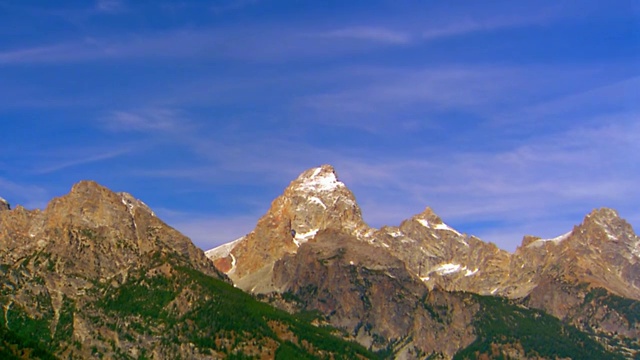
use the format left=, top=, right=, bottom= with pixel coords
left=53, top=296, right=75, bottom=342
left=454, top=294, right=623, bottom=360
left=92, top=256, right=378, bottom=359
left=585, top=287, right=640, bottom=325
left=275, top=341, right=317, bottom=360
left=177, top=266, right=378, bottom=359
left=0, top=326, right=57, bottom=359
left=99, top=274, right=176, bottom=319
left=0, top=307, right=56, bottom=359
left=4, top=306, right=52, bottom=350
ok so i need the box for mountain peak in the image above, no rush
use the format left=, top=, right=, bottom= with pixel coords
left=207, top=164, right=370, bottom=290
left=413, top=207, right=441, bottom=224
left=291, top=164, right=344, bottom=193
left=585, top=207, right=620, bottom=224
left=410, top=207, right=462, bottom=236
left=69, top=179, right=104, bottom=193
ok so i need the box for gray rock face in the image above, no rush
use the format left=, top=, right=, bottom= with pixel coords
left=272, top=229, right=478, bottom=358
left=0, top=196, right=9, bottom=211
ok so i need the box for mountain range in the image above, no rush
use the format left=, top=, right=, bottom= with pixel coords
left=1, top=165, right=638, bottom=359
left=206, top=165, right=640, bottom=359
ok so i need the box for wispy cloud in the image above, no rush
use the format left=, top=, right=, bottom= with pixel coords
left=313, top=26, right=412, bottom=44
left=104, top=108, right=190, bottom=133
left=421, top=11, right=556, bottom=40
left=33, top=147, right=133, bottom=175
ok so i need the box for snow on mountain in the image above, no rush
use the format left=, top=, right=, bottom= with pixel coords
left=205, top=236, right=244, bottom=260
left=526, top=230, right=572, bottom=248
left=294, top=166, right=346, bottom=193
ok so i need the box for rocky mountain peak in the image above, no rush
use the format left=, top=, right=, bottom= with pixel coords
left=0, top=196, right=9, bottom=211
left=573, top=207, right=637, bottom=248
left=411, top=207, right=446, bottom=228
left=583, top=207, right=623, bottom=229
left=290, top=164, right=344, bottom=193
left=207, top=165, right=371, bottom=292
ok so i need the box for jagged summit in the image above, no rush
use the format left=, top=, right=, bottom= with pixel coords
left=586, top=207, right=621, bottom=220
left=207, top=164, right=370, bottom=292
left=410, top=207, right=463, bottom=236
left=292, top=164, right=345, bottom=193
left=0, top=180, right=220, bottom=280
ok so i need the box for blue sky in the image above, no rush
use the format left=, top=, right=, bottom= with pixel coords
left=1, top=0, right=638, bottom=251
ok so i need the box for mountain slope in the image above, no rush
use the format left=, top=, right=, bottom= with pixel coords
left=0, top=181, right=379, bottom=359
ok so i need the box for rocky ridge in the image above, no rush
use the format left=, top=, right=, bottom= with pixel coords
left=0, top=181, right=375, bottom=359
left=207, top=165, right=640, bottom=358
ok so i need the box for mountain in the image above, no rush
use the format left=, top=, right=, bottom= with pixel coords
left=206, top=165, right=371, bottom=293
left=208, top=165, right=640, bottom=359
left=0, top=181, right=378, bottom=359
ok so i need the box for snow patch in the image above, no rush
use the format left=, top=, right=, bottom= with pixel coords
left=420, top=276, right=430, bottom=282
left=434, top=263, right=462, bottom=275
left=465, top=268, right=478, bottom=277
left=293, top=229, right=318, bottom=247
left=416, top=219, right=430, bottom=228
left=632, top=243, right=640, bottom=258
left=387, top=229, right=403, bottom=237
left=206, top=236, right=244, bottom=259
left=604, top=229, right=618, bottom=241
left=527, top=231, right=572, bottom=248
left=434, top=222, right=461, bottom=236
left=308, top=196, right=327, bottom=209
left=121, top=198, right=138, bottom=229
left=297, top=169, right=345, bottom=192
left=228, top=253, right=237, bottom=274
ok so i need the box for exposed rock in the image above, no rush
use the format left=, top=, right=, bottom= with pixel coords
left=0, top=181, right=225, bottom=358
left=373, top=207, right=524, bottom=297
left=208, top=165, right=640, bottom=358
left=208, top=164, right=370, bottom=292
left=0, top=180, right=374, bottom=359
left=0, top=196, right=9, bottom=211
left=272, top=229, right=478, bottom=358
